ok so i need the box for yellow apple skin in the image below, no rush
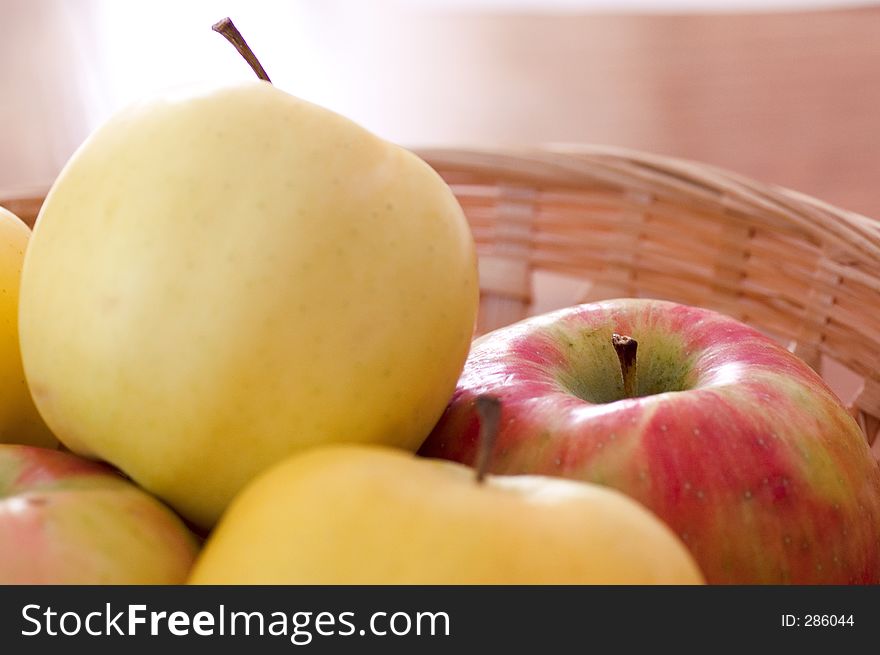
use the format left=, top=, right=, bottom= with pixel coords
left=18, top=81, right=478, bottom=528
left=189, top=446, right=705, bottom=584
left=0, top=208, right=56, bottom=448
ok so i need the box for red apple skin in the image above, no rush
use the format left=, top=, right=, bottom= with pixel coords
left=419, top=299, right=880, bottom=584
left=0, top=445, right=199, bottom=584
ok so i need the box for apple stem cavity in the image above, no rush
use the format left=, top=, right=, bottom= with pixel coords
left=612, top=333, right=639, bottom=399
left=474, top=395, right=502, bottom=484
left=212, top=17, right=273, bottom=83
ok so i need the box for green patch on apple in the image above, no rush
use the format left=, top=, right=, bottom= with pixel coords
left=554, top=321, right=696, bottom=403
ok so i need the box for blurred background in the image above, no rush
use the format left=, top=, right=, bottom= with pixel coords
left=2, top=0, right=880, bottom=217
left=2, top=0, right=877, bottom=404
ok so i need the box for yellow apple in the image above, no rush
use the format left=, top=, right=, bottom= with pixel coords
left=0, top=207, right=55, bottom=448
left=189, top=445, right=705, bottom=584
left=18, top=81, right=478, bottom=528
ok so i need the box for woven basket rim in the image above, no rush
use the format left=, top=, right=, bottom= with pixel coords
left=416, top=144, right=880, bottom=265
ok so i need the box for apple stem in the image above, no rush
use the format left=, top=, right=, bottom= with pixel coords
left=212, top=17, right=272, bottom=83
left=612, top=333, right=639, bottom=398
left=474, top=395, right=502, bottom=484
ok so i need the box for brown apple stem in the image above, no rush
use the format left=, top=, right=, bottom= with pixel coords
left=612, top=333, right=639, bottom=398
left=474, top=395, right=502, bottom=484
left=212, top=17, right=272, bottom=83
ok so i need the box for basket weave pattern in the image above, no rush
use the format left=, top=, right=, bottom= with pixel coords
left=417, top=146, right=880, bottom=459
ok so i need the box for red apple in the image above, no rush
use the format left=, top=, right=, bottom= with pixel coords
left=419, top=299, right=880, bottom=584
left=0, top=445, right=199, bottom=584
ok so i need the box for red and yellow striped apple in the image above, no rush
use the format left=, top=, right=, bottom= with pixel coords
left=0, top=445, right=199, bottom=584
left=419, top=299, right=880, bottom=584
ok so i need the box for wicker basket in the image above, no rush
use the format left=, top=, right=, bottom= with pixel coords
left=415, top=146, right=880, bottom=460
left=5, top=145, right=880, bottom=459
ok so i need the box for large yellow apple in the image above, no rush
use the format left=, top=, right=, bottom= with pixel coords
left=0, top=207, right=55, bottom=448
left=189, top=445, right=705, bottom=584
left=18, top=81, right=478, bottom=528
